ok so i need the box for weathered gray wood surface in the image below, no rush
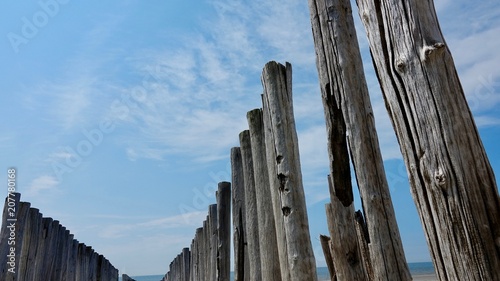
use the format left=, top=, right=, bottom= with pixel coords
left=239, top=130, right=262, bottom=281
left=356, top=0, right=500, bottom=279
left=0, top=194, right=118, bottom=281
left=354, top=210, right=373, bottom=280
left=308, top=0, right=411, bottom=279
left=230, top=147, right=250, bottom=281
left=247, top=108, right=282, bottom=281
left=261, top=93, right=291, bottom=281
left=325, top=178, right=366, bottom=280
left=261, top=61, right=317, bottom=281
left=208, top=204, right=217, bottom=281
left=182, top=247, right=190, bottom=281
left=319, top=235, right=336, bottom=281
left=217, top=182, right=231, bottom=281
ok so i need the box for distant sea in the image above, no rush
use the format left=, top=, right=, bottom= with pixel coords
left=125, top=262, right=435, bottom=281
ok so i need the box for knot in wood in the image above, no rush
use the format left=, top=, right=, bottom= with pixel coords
left=434, top=168, right=447, bottom=187
left=278, top=173, right=289, bottom=192
left=396, top=57, right=406, bottom=72
left=421, top=42, right=445, bottom=62
left=346, top=250, right=358, bottom=266
left=276, top=155, right=284, bottom=164
left=282, top=207, right=291, bottom=217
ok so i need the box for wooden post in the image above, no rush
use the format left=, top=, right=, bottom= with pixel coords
left=308, top=0, right=412, bottom=280
left=182, top=247, right=190, bottom=281
left=325, top=177, right=367, bottom=280
left=247, top=108, right=282, bottom=281
left=68, top=239, right=78, bottom=280
left=202, top=219, right=208, bottom=281
left=209, top=204, right=218, bottom=281
left=261, top=61, right=317, bottom=281
left=261, top=75, right=291, bottom=281
left=238, top=130, right=262, bottom=281
left=354, top=211, right=373, bottom=280
left=356, top=0, right=500, bottom=279
left=19, top=207, right=42, bottom=281
left=319, top=235, right=336, bottom=281
left=50, top=223, right=66, bottom=280
left=230, top=147, right=249, bottom=281
left=194, top=227, right=203, bottom=281
left=216, top=182, right=231, bottom=281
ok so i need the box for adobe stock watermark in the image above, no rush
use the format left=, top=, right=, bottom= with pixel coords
left=7, top=0, right=70, bottom=53
left=467, top=75, right=499, bottom=112
left=50, top=63, right=165, bottom=182
left=178, top=162, right=232, bottom=223
left=51, top=120, right=115, bottom=181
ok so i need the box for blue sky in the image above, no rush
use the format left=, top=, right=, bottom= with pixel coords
left=1, top=0, right=499, bottom=276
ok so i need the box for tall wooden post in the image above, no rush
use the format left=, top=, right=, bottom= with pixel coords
left=319, top=235, right=336, bottom=281
left=247, top=108, right=282, bottom=281
left=261, top=61, right=317, bottom=281
left=239, top=130, right=262, bottom=281
left=216, top=182, right=231, bottom=281
left=230, top=147, right=249, bottom=281
left=308, top=0, right=411, bottom=279
left=356, top=0, right=500, bottom=279
left=209, top=204, right=218, bottom=281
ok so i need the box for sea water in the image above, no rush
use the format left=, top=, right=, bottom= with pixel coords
left=127, top=262, right=435, bottom=281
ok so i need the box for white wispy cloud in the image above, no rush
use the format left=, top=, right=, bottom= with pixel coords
left=25, top=175, right=59, bottom=196
left=100, top=0, right=322, bottom=164
left=98, top=210, right=207, bottom=239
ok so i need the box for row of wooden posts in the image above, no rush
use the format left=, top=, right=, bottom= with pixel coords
left=162, top=61, right=318, bottom=281
left=0, top=193, right=119, bottom=281
left=162, top=0, right=499, bottom=279
left=1, top=0, right=492, bottom=280
left=162, top=183, right=231, bottom=281
left=307, top=0, right=500, bottom=280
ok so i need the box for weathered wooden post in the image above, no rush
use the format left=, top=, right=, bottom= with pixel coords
left=354, top=211, right=373, bottom=280
left=194, top=227, right=203, bottom=281
left=67, top=238, right=78, bottom=280
left=319, top=235, right=336, bottom=281
left=202, top=219, right=208, bottom=281
left=261, top=61, right=317, bottom=281
left=182, top=247, right=190, bottom=281
left=308, top=0, right=412, bottom=279
left=19, top=207, right=42, bottom=281
left=189, top=239, right=195, bottom=281
left=230, top=147, right=249, bottom=281
left=209, top=204, right=218, bottom=281
left=355, top=0, right=500, bottom=279
left=325, top=199, right=365, bottom=280
left=247, top=108, right=283, bottom=281
left=238, top=130, right=262, bottom=281
left=216, top=182, right=231, bottom=281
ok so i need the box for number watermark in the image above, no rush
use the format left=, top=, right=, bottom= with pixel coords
left=6, top=168, right=17, bottom=274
